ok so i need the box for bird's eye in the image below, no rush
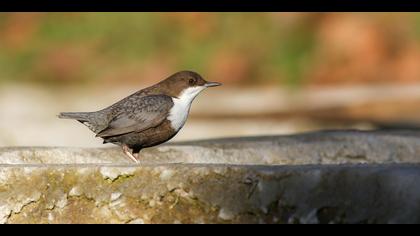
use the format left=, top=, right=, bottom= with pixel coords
left=189, top=78, right=195, bottom=85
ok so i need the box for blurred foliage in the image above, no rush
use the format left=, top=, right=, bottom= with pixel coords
left=1, top=13, right=420, bottom=87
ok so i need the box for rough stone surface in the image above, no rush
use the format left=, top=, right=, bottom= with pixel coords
left=1, top=130, right=420, bottom=224
left=1, top=164, right=420, bottom=224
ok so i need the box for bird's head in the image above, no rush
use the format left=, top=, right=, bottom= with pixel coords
left=159, top=70, right=221, bottom=99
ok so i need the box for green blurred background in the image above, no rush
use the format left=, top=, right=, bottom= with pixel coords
left=2, top=12, right=420, bottom=87
left=2, top=12, right=420, bottom=147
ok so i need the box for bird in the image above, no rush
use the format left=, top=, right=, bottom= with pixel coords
left=58, top=70, right=221, bottom=163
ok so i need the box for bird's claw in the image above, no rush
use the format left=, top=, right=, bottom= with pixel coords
left=122, top=145, right=140, bottom=163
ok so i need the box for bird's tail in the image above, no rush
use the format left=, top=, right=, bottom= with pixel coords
left=58, top=112, right=91, bottom=121
left=58, top=111, right=104, bottom=133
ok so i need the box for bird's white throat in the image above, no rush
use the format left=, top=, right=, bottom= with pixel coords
left=168, top=86, right=206, bottom=131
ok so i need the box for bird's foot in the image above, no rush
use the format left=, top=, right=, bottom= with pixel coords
left=122, top=145, right=140, bottom=163
left=133, top=152, right=139, bottom=160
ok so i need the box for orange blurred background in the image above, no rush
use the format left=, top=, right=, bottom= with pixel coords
left=1, top=13, right=420, bottom=86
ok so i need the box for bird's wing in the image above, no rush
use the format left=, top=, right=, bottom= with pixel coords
left=96, top=94, right=174, bottom=138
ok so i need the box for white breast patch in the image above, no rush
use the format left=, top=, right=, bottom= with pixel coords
left=168, top=86, right=206, bottom=131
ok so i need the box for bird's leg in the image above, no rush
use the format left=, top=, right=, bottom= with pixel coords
left=132, top=148, right=141, bottom=163
left=122, top=145, right=139, bottom=163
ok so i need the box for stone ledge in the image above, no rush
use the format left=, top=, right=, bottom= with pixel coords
left=1, top=163, right=420, bottom=224
left=1, top=130, right=420, bottom=223
left=1, top=130, right=420, bottom=165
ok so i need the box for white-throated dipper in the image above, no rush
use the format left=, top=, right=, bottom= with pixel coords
left=58, top=71, right=221, bottom=163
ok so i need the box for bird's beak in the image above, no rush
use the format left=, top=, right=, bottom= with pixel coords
left=204, top=82, right=222, bottom=87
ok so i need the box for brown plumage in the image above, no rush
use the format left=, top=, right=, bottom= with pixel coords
left=58, top=71, right=221, bottom=163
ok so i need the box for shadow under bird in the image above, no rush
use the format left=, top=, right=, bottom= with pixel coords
left=58, top=71, right=221, bottom=163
